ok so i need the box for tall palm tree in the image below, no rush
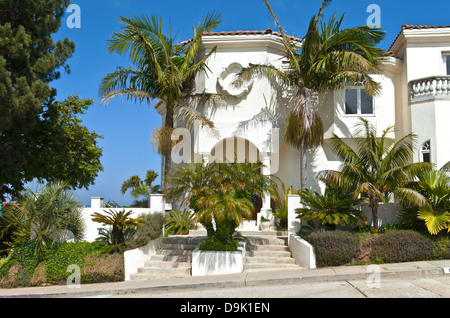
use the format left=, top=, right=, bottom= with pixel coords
left=319, top=118, right=431, bottom=229
left=234, top=0, right=385, bottom=190
left=100, top=12, right=222, bottom=187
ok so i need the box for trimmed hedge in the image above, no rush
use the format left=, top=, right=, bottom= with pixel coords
left=371, top=230, right=435, bottom=263
left=305, top=230, right=360, bottom=267
left=305, top=229, right=450, bottom=268
left=0, top=241, right=124, bottom=288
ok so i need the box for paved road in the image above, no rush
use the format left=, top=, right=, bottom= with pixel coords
left=108, top=275, right=450, bottom=298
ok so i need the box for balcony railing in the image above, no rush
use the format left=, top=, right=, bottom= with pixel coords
left=409, top=76, right=450, bottom=103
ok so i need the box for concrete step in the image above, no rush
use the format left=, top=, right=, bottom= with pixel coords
left=138, top=266, right=191, bottom=274
left=144, top=260, right=191, bottom=268
left=248, top=250, right=292, bottom=257
left=160, top=243, right=199, bottom=250
left=247, top=244, right=288, bottom=251
left=245, top=256, right=295, bottom=264
left=150, top=254, right=192, bottom=262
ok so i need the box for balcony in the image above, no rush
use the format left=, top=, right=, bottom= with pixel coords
left=409, top=75, right=450, bottom=103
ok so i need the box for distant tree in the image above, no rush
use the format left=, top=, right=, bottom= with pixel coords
left=121, top=170, right=159, bottom=209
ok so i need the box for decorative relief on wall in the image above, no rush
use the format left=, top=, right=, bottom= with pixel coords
left=217, top=63, right=253, bottom=97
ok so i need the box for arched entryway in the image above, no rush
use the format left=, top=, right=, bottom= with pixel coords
left=202, top=136, right=273, bottom=225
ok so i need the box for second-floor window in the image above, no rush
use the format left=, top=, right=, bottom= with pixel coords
left=345, top=86, right=374, bottom=115
left=443, top=54, right=450, bottom=75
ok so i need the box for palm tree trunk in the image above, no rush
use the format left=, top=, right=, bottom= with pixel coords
left=147, top=185, right=152, bottom=210
left=163, top=104, right=174, bottom=190
left=300, top=136, right=308, bottom=191
left=370, top=197, right=379, bottom=230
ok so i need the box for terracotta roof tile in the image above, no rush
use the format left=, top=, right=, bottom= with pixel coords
left=389, top=24, right=450, bottom=55
left=181, top=28, right=302, bottom=45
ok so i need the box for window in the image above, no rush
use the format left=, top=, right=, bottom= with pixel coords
left=421, top=140, right=431, bottom=163
left=443, top=54, right=450, bottom=75
left=345, top=86, right=374, bottom=115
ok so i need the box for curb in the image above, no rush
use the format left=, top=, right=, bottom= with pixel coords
left=0, top=264, right=446, bottom=298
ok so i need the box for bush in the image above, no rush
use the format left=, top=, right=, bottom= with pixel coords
left=371, top=230, right=435, bottom=263
left=199, top=237, right=239, bottom=251
left=126, top=213, right=165, bottom=250
left=0, top=241, right=124, bottom=287
left=306, top=230, right=360, bottom=267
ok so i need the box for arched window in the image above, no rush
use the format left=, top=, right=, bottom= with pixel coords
left=421, top=140, right=431, bottom=163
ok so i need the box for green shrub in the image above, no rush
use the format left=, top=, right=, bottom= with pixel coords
left=371, top=230, right=435, bottom=263
left=126, top=213, right=165, bottom=250
left=199, top=237, right=239, bottom=251
left=0, top=241, right=124, bottom=287
left=306, top=230, right=360, bottom=267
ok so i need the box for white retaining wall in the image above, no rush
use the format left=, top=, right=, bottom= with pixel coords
left=289, top=234, right=316, bottom=269
left=82, top=195, right=169, bottom=242
left=123, top=235, right=163, bottom=280
left=191, top=241, right=246, bottom=276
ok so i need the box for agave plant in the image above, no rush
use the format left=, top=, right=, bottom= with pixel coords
left=296, top=188, right=365, bottom=231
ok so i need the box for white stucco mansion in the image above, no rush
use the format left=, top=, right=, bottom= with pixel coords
left=155, top=25, right=450, bottom=222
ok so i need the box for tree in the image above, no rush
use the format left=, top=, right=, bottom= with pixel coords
left=25, top=96, right=104, bottom=190
left=0, top=0, right=76, bottom=199
left=165, top=162, right=272, bottom=247
left=319, top=118, right=430, bottom=229
left=99, top=12, right=222, bottom=188
left=235, top=0, right=385, bottom=191
left=121, top=170, right=159, bottom=209
left=296, top=187, right=364, bottom=231
left=91, top=209, right=144, bottom=253
left=1, top=181, right=85, bottom=261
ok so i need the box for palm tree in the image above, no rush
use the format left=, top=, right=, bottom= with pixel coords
left=1, top=181, right=85, bottom=261
left=91, top=209, right=144, bottom=253
left=165, top=161, right=272, bottom=244
left=398, top=169, right=450, bottom=235
left=319, top=118, right=431, bottom=229
left=100, top=12, right=222, bottom=188
left=234, top=0, right=385, bottom=190
left=296, top=187, right=364, bottom=231
left=121, top=170, right=159, bottom=209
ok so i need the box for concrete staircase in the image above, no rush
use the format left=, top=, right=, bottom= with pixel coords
left=243, top=232, right=299, bottom=272
left=129, top=231, right=300, bottom=280
left=130, top=235, right=205, bottom=280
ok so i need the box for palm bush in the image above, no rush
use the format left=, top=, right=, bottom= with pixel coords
left=0, top=181, right=85, bottom=261
left=91, top=209, right=144, bottom=253
left=296, top=187, right=365, bottom=231
left=319, top=118, right=430, bottom=229
left=165, top=209, right=196, bottom=236
left=398, top=169, right=450, bottom=235
left=165, top=161, right=272, bottom=249
left=270, top=182, right=289, bottom=229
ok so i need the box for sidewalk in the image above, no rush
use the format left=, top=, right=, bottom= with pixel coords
left=1, top=260, right=449, bottom=298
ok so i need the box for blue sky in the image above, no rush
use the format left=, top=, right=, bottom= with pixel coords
left=50, top=0, right=449, bottom=206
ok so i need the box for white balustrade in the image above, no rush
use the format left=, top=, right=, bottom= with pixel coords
left=409, top=76, right=450, bottom=102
